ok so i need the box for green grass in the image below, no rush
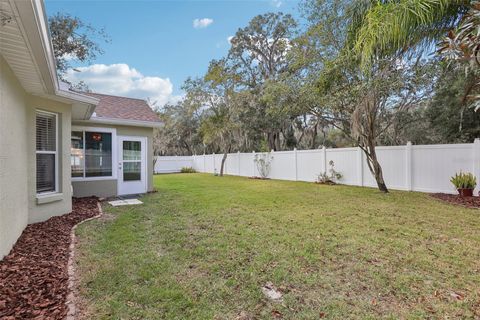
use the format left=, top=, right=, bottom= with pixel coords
left=75, top=174, right=480, bottom=319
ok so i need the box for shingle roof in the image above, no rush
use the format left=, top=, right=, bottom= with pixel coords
left=83, top=92, right=161, bottom=123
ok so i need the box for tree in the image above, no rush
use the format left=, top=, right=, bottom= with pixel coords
left=286, top=0, right=437, bottom=192
left=200, top=108, right=236, bottom=176
left=153, top=101, right=203, bottom=156
left=348, top=0, right=469, bottom=68
left=200, top=60, right=240, bottom=176
left=424, top=65, right=480, bottom=141
left=316, top=56, right=435, bottom=192
left=226, top=12, right=298, bottom=150
left=49, top=13, right=109, bottom=81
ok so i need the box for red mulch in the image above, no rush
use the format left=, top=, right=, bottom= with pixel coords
left=0, top=197, right=99, bottom=319
left=431, top=193, right=480, bottom=209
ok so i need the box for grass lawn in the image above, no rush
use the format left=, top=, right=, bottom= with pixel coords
left=75, top=174, right=480, bottom=319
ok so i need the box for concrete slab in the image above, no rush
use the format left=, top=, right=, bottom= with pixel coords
left=108, top=199, right=143, bottom=206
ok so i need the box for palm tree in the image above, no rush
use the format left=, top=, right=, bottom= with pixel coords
left=349, top=0, right=470, bottom=67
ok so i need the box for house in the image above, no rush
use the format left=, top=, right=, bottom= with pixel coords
left=0, top=0, right=161, bottom=259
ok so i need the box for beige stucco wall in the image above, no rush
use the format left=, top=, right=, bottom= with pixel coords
left=72, top=179, right=117, bottom=198
left=0, top=55, right=30, bottom=259
left=0, top=55, right=73, bottom=258
left=27, top=95, right=73, bottom=224
left=71, top=122, right=154, bottom=198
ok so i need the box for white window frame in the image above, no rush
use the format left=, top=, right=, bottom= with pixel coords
left=36, top=110, right=59, bottom=195
left=71, top=126, right=117, bottom=181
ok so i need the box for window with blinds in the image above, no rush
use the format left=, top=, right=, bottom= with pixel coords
left=36, top=111, right=57, bottom=194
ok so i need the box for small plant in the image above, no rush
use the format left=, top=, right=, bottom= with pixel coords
left=450, top=171, right=476, bottom=196
left=254, top=152, right=274, bottom=179
left=316, top=160, right=342, bottom=184
left=180, top=167, right=197, bottom=173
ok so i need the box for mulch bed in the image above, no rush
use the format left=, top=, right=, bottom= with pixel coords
left=431, top=193, right=480, bottom=209
left=0, top=197, right=99, bottom=319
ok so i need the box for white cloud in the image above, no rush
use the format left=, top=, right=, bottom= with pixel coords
left=193, top=18, right=213, bottom=29
left=271, top=0, right=282, bottom=7
left=65, top=63, right=176, bottom=107
left=227, top=35, right=234, bottom=44
left=61, top=53, right=77, bottom=61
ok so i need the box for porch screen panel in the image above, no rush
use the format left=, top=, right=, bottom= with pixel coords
left=71, top=131, right=84, bottom=177
left=85, top=132, right=112, bottom=177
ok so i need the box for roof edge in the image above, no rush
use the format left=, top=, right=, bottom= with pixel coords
left=55, top=89, right=100, bottom=106
left=11, top=0, right=57, bottom=94
left=76, top=117, right=163, bottom=128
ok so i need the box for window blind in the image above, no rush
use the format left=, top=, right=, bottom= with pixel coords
left=36, top=112, right=56, bottom=151
left=36, top=111, right=57, bottom=193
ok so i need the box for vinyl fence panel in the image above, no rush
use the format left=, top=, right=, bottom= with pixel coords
left=156, top=139, right=480, bottom=194
left=154, top=156, right=193, bottom=173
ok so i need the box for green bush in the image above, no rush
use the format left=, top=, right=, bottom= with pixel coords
left=180, top=167, right=197, bottom=173
left=450, top=172, right=477, bottom=189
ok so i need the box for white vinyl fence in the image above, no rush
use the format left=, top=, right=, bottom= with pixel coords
left=154, top=156, right=193, bottom=173
left=156, top=140, right=480, bottom=194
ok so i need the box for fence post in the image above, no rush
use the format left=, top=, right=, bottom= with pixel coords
left=294, top=148, right=298, bottom=181
left=406, top=141, right=413, bottom=191
left=357, top=147, right=363, bottom=186
left=213, top=152, right=216, bottom=174
left=474, top=138, right=480, bottom=195
left=238, top=151, right=241, bottom=176
left=322, top=146, right=327, bottom=174
left=203, top=153, right=206, bottom=173
left=252, top=151, right=256, bottom=177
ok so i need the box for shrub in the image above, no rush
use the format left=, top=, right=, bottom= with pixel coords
left=180, top=167, right=197, bottom=173
left=316, top=160, right=342, bottom=184
left=450, top=172, right=477, bottom=189
left=254, top=152, right=274, bottom=178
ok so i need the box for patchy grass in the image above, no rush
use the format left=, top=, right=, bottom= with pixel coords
left=75, top=174, right=480, bottom=319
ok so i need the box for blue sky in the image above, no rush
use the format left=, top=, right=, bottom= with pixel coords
left=45, top=0, right=301, bottom=106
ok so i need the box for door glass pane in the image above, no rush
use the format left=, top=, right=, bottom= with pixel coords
left=85, top=132, right=112, bottom=177
left=71, top=131, right=84, bottom=177
left=123, top=141, right=141, bottom=160
left=123, top=162, right=141, bottom=181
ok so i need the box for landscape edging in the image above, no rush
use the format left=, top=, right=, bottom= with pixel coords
left=65, top=201, right=103, bottom=320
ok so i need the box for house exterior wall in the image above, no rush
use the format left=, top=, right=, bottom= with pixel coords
left=71, top=122, right=154, bottom=198
left=0, top=56, right=73, bottom=258
left=0, top=55, right=30, bottom=259
left=27, top=95, right=73, bottom=224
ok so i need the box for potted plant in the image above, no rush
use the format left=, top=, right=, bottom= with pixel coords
left=450, top=172, right=477, bottom=197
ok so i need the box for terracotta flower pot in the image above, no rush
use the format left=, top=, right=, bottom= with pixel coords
left=457, top=188, right=474, bottom=197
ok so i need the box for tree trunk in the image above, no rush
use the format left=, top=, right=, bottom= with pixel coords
left=364, top=142, right=389, bottom=193
left=267, top=131, right=282, bottom=151
left=275, top=132, right=281, bottom=151
left=267, top=132, right=276, bottom=151
left=220, top=151, right=228, bottom=176
left=310, top=123, right=318, bottom=149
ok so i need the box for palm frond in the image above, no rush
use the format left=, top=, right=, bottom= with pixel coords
left=351, top=0, right=469, bottom=68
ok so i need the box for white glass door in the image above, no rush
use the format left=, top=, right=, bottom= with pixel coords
left=117, top=136, right=147, bottom=195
